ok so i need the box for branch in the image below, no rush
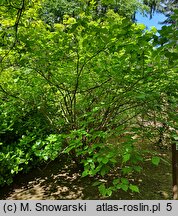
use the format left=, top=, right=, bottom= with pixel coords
left=35, top=68, right=70, bottom=92
left=0, top=84, right=24, bottom=101
left=14, top=0, right=25, bottom=38
left=0, top=0, right=25, bottom=62
left=81, top=77, right=112, bottom=93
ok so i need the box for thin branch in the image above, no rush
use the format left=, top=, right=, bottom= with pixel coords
left=35, top=69, right=69, bottom=92
left=14, top=0, right=25, bottom=38
left=0, top=84, right=24, bottom=101
left=35, top=68, right=74, bottom=118
left=81, top=77, right=112, bottom=93
left=0, top=0, right=25, bottom=62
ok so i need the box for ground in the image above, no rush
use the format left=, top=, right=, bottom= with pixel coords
left=0, top=148, right=173, bottom=200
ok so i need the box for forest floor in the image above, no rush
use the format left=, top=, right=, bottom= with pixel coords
left=0, top=147, right=173, bottom=200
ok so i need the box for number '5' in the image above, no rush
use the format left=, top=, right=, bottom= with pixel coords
left=166, top=203, right=172, bottom=211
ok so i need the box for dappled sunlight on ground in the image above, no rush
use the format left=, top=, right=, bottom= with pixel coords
left=0, top=151, right=173, bottom=200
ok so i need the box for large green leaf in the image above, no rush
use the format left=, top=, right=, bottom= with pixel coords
left=151, top=156, right=161, bottom=166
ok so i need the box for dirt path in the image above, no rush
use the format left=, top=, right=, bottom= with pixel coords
left=0, top=152, right=173, bottom=200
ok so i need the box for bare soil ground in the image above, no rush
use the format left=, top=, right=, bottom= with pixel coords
left=0, top=149, right=173, bottom=200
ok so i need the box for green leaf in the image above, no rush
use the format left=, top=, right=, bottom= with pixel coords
left=97, top=157, right=103, bottom=163
left=151, top=156, right=160, bottom=166
left=100, top=167, right=107, bottom=176
left=87, top=158, right=93, bottom=163
left=113, top=178, right=120, bottom=185
left=173, top=136, right=178, bottom=141
left=120, top=184, right=129, bottom=192
left=121, top=178, right=129, bottom=185
left=136, top=94, right=146, bottom=99
left=129, top=184, right=139, bottom=193
left=92, top=181, right=101, bottom=186
left=43, top=156, right=48, bottom=161
left=110, top=158, right=117, bottom=163
left=134, top=166, right=142, bottom=173
left=106, top=152, right=114, bottom=158
left=98, top=184, right=107, bottom=196
left=123, top=154, right=131, bottom=163
left=106, top=189, right=112, bottom=196
left=102, top=157, right=109, bottom=164
left=82, top=170, right=89, bottom=177
left=46, top=134, right=58, bottom=142
left=122, top=166, right=133, bottom=174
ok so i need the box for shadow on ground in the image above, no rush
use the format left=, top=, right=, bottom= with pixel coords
left=0, top=151, right=173, bottom=200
